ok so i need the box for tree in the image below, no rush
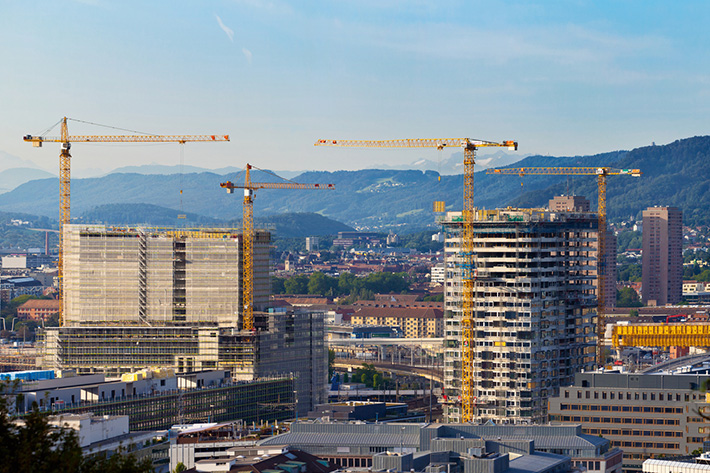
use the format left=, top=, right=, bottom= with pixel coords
left=173, top=463, right=187, bottom=473
left=307, top=272, right=338, bottom=296
left=284, top=274, right=309, bottom=294
left=272, top=277, right=286, bottom=295
left=617, top=287, right=642, bottom=307
left=0, top=382, right=154, bottom=473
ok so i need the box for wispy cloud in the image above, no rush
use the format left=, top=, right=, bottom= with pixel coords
left=242, top=48, right=253, bottom=64
left=215, top=14, right=234, bottom=42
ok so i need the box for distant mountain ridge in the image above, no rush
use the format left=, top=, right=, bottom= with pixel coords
left=0, top=136, right=707, bottom=229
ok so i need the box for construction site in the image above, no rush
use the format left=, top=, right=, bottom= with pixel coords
left=439, top=206, right=599, bottom=424
left=40, top=224, right=326, bottom=415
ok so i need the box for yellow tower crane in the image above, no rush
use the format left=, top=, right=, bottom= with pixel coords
left=486, top=166, right=641, bottom=366
left=220, top=164, right=334, bottom=331
left=315, top=137, right=517, bottom=423
left=23, top=117, right=230, bottom=325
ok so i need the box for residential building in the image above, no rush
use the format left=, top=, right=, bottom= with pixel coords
left=431, top=263, right=446, bottom=284
left=548, top=196, right=616, bottom=309
left=16, top=298, right=60, bottom=321
left=440, top=208, right=597, bottom=423
left=305, top=236, right=319, bottom=252
left=548, top=371, right=710, bottom=473
left=350, top=306, right=443, bottom=338
left=549, top=195, right=591, bottom=212
left=642, top=207, right=683, bottom=305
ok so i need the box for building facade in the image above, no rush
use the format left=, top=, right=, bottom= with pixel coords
left=63, top=225, right=271, bottom=327
left=7, top=369, right=295, bottom=431
left=440, top=208, right=597, bottom=423
left=642, top=207, right=683, bottom=305
left=41, top=225, right=326, bottom=415
left=549, top=195, right=591, bottom=212
left=350, top=306, right=443, bottom=338
left=17, top=298, right=60, bottom=321
left=549, top=372, right=710, bottom=473
left=259, top=422, right=620, bottom=473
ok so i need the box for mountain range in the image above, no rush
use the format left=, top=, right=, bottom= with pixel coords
left=0, top=136, right=707, bottom=231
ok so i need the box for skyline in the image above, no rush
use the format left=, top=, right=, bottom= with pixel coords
left=1, top=0, right=708, bottom=175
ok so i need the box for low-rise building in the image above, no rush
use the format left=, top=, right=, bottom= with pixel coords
left=16, top=298, right=60, bottom=321
left=350, top=306, right=443, bottom=338
left=258, top=421, right=620, bottom=473
left=4, top=369, right=296, bottom=431
left=549, top=372, right=710, bottom=473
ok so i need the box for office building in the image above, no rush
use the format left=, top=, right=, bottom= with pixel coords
left=62, top=224, right=270, bottom=326
left=5, top=369, right=296, bottom=431
left=440, top=208, right=597, bottom=424
left=258, top=421, right=621, bottom=473
left=40, top=225, right=326, bottom=415
left=548, top=371, right=710, bottom=473
left=642, top=207, right=682, bottom=305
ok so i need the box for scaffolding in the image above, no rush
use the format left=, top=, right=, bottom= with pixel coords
left=62, top=224, right=270, bottom=327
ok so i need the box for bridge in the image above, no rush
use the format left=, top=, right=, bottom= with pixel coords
left=327, top=338, right=444, bottom=347
left=333, top=360, right=444, bottom=384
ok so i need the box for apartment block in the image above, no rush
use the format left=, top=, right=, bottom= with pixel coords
left=642, top=207, right=683, bottom=305
left=440, top=208, right=597, bottom=424
left=549, top=372, right=710, bottom=473
left=350, top=306, right=443, bottom=338
left=549, top=195, right=591, bottom=212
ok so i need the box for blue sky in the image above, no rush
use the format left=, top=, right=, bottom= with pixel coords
left=0, top=0, right=708, bottom=175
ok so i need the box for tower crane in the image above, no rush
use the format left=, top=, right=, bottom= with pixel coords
left=486, top=166, right=641, bottom=366
left=23, top=117, right=230, bottom=326
left=315, top=137, right=517, bottom=423
left=220, top=164, right=334, bottom=331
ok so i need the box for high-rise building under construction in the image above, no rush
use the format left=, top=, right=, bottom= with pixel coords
left=42, top=224, right=326, bottom=414
left=440, top=208, right=597, bottom=424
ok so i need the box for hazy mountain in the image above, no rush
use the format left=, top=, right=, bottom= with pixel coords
left=105, top=164, right=302, bottom=179
left=0, top=167, right=55, bottom=194
left=0, top=150, right=45, bottom=171
left=368, top=150, right=527, bottom=175
left=0, top=136, right=708, bottom=229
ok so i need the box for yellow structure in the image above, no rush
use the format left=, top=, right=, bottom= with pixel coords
left=612, top=323, right=710, bottom=348
left=24, top=117, right=229, bottom=325
left=487, top=166, right=641, bottom=366
left=220, top=164, right=334, bottom=331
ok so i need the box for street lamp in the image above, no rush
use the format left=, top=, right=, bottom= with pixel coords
left=400, top=426, right=405, bottom=454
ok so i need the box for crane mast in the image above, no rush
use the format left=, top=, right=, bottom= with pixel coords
left=24, top=117, right=230, bottom=325
left=220, top=164, right=334, bottom=330
left=315, top=137, right=517, bottom=422
left=487, top=166, right=641, bottom=366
